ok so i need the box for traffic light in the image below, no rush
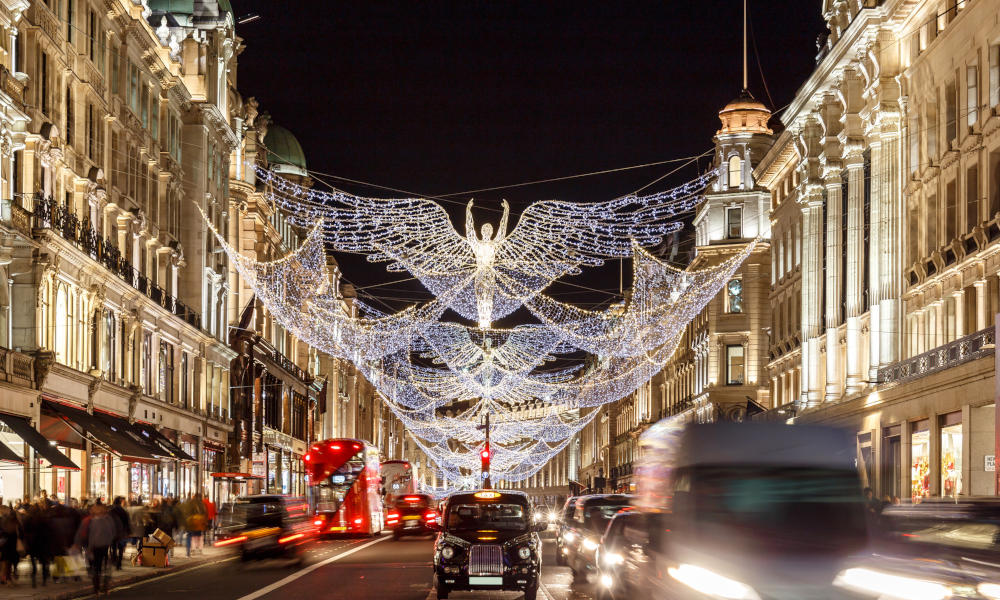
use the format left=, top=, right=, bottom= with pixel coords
left=480, top=446, right=490, bottom=472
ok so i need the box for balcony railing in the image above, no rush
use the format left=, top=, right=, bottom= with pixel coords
left=32, top=195, right=201, bottom=329
left=877, top=326, right=995, bottom=386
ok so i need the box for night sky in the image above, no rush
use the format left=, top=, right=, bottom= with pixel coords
left=233, top=1, right=825, bottom=313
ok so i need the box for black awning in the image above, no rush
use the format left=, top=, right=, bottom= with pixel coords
left=130, top=422, right=197, bottom=462
left=43, top=401, right=158, bottom=464
left=0, top=413, right=79, bottom=470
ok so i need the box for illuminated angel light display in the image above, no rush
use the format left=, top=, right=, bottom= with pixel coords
left=207, top=166, right=755, bottom=483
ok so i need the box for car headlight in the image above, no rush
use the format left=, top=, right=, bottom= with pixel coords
left=600, top=573, right=614, bottom=588
left=603, top=551, right=623, bottom=567
left=563, top=531, right=576, bottom=543
left=582, top=538, right=599, bottom=551
left=668, top=564, right=761, bottom=600
left=440, top=546, right=455, bottom=560
left=517, top=546, right=531, bottom=560
left=833, top=568, right=951, bottom=600
left=979, top=583, right=1000, bottom=600
left=548, top=512, right=558, bottom=523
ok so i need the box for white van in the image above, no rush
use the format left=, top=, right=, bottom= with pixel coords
left=624, top=421, right=869, bottom=600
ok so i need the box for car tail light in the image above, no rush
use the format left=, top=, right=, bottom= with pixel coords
left=214, top=535, right=247, bottom=547
left=313, top=519, right=324, bottom=526
left=424, top=511, right=437, bottom=522
left=278, top=533, right=305, bottom=544
left=354, top=517, right=363, bottom=525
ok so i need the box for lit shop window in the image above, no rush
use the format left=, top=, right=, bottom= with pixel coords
left=911, top=420, right=930, bottom=501
left=728, top=156, right=742, bottom=189
left=940, top=413, right=962, bottom=498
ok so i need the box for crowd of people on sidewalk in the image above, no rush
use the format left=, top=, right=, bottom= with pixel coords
left=0, top=490, right=217, bottom=596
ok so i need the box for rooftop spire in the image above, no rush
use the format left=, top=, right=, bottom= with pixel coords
left=743, top=0, right=748, bottom=90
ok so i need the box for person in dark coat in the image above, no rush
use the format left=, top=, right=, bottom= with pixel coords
left=50, top=501, right=82, bottom=583
left=0, top=505, right=22, bottom=584
left=24, top=500, right=56, bottom=587
left=109, top=498, right=130, bottom=570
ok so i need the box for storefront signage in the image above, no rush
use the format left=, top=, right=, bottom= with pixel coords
left=252, top=452, right=266, bottom=477
left=262, top=427, right=295, bottom=450
left=986, top=455, right=996, bottom=472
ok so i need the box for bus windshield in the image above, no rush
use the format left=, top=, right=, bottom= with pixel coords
left=313, top=449, right=365, bottom=512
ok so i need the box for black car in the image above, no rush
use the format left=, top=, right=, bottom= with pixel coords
left=433, top=490, right=547, bottom=600
left=214, top=495, right=314, bottom=564
left=595, top=510, right=647, bottom=600
left=387, top=493, right=438, bottom=540
left=832, top=500, right=1000, bottom=600
left=554, top=495, right=578, bottom=566
left=563, top=494, right=633, bottom=583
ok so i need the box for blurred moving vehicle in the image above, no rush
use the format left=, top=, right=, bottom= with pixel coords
left=563, top=494, right=633, bottom=583
left=554, top=496, right=578, bottom=566
left=381, top=459, right=416, bottom=505
left=833, top=499, right=1000, bottom=600
left=305, top=438, right=384, bottom=536
left=432, top=490, right=547, bottom=600
left=387, top=493, right=438, bottom=540
left=214, top=495, right=313, bottom=564
left=633, top=420, right=869, bottom=600
left=595, top=509, right=646, bottom=600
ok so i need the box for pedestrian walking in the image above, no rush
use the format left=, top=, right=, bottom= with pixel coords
left=75, top=502, right=122, bottom=596
left=202, top=493, right=217, bottom=543
left=109, top=497, right=130, bottom=570
left=24, top=500, right=55, bottom=587
left=182, top=494, right=208, bottom=556
left=0, top=505, right=22, bottom=585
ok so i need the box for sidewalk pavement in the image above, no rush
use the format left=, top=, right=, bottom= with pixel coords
left=0, top=543, right=231, bottom=600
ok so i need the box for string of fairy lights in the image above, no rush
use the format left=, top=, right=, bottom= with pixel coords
left=203, top=164, right=756, bottom=484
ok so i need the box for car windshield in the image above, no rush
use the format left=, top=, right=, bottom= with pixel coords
left=686, top=466, right=866, bottom=555
left=447, top=503, right=528, bottom=532
left=227, top=498, right=285, bottom=529
left=584, top=502, right=630, bottom=532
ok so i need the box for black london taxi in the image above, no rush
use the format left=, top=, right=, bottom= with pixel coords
left=432, top=490, right=547, bottom=600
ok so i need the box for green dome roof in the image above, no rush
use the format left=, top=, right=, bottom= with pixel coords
left=264, top=125, right=308, bottom=175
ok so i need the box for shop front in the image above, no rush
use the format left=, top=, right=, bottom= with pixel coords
left=0, top=412, right=80, bottom=503
left=262, top=428, right=305, bottom=495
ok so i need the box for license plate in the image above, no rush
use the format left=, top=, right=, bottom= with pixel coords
left=469, top=576, right=503, bottom=586
left=403, top=515, right=421, bottom=520
left=246, top=536, right=276, bottom=550
left=405, top=521, right=418, bottom=528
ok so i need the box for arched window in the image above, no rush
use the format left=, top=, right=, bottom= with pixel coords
left=728, top=155, right=742, bottom=188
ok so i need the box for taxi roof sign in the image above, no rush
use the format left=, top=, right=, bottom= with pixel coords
left=473, top=491, right=501, bottom=500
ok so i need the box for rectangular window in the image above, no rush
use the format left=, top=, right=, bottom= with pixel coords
left=726, top=206, right=742, bottom=239
left=990, top=150, right=1000, bottom=220
left=159, top=341, right=174, bottom=404
left=725, top=345, right=745, bottom=385
left=66, top=0, right=73, bottom=44
left=40, top=53, right=49, bottom=116
left=98, top=25, right=105, bottom=75
left=967, top=64, right=979, bottom=127
left=87, top=104, right=95, bottom=159
left=65, top=86, right=73, bottom=147
left=142, top=332, right=152, bottom=395
left=151, top=93, right=159, bottom=141
left=103, top=310, right=116, bottom=382
left=87, top=9, right=95, bottom=61
left=181, top=351, right=189, bottom=409
left=909, top=112, right=919, bottom=176
left=991, top=45, right=1000, bottom=109
left=111, top=48, right=120, bottom=96
left=141, top=85, right=149, bottom=129
left=946, top=179, right=957, bottom=241
left=927, top=102, right=938, bottom=160
left=946, top=80, right=958, bottom=145
left=726, top=279, right=743, bottom=314
left=967, top=164, right=979, bottom=231
left=129, top=63, right=139, bottom=114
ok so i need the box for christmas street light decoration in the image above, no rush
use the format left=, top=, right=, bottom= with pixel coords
left=207, top=167, right=755, bottom=482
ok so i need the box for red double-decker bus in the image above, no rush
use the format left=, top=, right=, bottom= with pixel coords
left=305, top=438, right=384, bottom=536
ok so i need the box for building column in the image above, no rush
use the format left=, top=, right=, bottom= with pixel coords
left=915, top=309, right=926, bottom=356
left=953, top=290, right=965, bottom=340
left=879, top=129, right=902, bottom=369
left=868, top=139, right=883, bottom=381
left=934, top=299, right=946, bottom=348
left=844, top=148, right=865, bottom=394
left=975, top=279, right=988, bottom=332
left=801, top=190, right=824, bottom=407
left=825, top=170, right=844, bottom=402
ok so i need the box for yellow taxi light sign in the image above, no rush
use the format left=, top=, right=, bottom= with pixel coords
left=474, top=491, right=501, bottom=500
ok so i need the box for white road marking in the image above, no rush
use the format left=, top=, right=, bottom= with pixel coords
left=236, top=536, right=390, bottom=600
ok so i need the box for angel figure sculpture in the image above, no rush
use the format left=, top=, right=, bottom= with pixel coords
left=255, top=165, right=714, bottom=325
left=467, top=199, right=509, bottom=328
